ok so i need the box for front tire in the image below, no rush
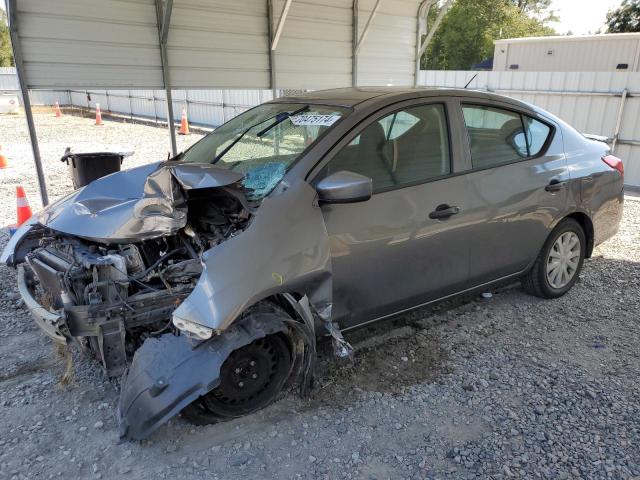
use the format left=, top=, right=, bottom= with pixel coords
left=522, top=218, right=586, bottom=299
left=181, top=332, right=292, bottom=425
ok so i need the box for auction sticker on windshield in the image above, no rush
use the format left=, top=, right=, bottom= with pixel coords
left=290, top=114, right=341, bottom=126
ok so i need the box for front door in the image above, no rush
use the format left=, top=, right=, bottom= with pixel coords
left=315, top=102, right=474, bottom=328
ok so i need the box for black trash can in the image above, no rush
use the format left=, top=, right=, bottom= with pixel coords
left=61, top=149, right=130, bottom=189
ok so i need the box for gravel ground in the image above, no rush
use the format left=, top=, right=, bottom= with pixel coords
left=1, top=112, right=639, bottom=480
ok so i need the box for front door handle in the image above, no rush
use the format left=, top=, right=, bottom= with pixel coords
left=545, top=179, right=568, bottom=192
left=429, top=204, right=460, bottom=220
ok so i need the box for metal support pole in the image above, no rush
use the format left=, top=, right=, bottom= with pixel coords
left=414, top=0, right=435, bottom=87
left=354, top=0, right=382, bottom=55
left=633, top=38, right=640, bottom=72
left=7, top=0, right=49, bottom=206
left=352, top=0, right=358, bottom=87
left=267, top=0, right=277, bottom=99
left=612, top=88, right=628, bottom=154
left=418, top=0, right=453, bottom=59
left=271, top=0, right=292, bottom=51
left=155, top=0, right=177, bottom=157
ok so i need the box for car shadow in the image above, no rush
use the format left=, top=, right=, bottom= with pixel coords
left=299, top=249, right=640, bottom=411
left=299, top=296, right=482, bottom=410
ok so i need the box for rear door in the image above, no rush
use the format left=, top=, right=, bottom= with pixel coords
left=457, top=101, right=570, bottom=284
left=311, top=99, right=474, bottom=328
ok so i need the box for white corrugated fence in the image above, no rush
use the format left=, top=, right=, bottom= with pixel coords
left=2, top=67, right=273, bottom=127
left=3, top=67, right=640, bottom=186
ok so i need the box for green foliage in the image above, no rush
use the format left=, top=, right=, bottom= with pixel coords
left=422, top=0, right=555, bottom=71
left=0, top=8, right=14, bottom=67
left=513, top=0, right=557, bottom=22
left=606, top=0, right=640, bottom=33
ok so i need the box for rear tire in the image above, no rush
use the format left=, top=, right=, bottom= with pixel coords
left=522, top=218, right=586, bottom=299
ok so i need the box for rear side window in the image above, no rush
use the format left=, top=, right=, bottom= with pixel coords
left=523, top=116, right=551, bottom=156
left=462, top=105, right=551, bottom=169
left=328, top=104, right=450, bottom=192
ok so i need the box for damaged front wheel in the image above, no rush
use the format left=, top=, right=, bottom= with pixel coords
left=182, top=333, right=292, bottom=424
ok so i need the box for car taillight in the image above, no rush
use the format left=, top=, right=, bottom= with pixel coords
left=602, top=155, right=624, bottom=177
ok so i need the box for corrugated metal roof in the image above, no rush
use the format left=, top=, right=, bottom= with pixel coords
left=17, top=0, right=163, bottom=88
left=9, top=0, right=422, bottom=90
left=357, top=0, right=417, bottom=86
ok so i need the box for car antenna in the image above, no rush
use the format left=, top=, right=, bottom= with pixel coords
left=464, top=73, right=478, bottom=89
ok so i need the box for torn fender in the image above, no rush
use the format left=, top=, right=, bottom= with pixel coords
left=118, top=314, right=288, bottom=441
left=172, top=179, right=332, bottom=333
left=0, top=216, right=39, bottom=266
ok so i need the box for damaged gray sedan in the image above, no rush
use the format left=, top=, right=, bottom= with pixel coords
left=1, top=87, right=624, bottom=440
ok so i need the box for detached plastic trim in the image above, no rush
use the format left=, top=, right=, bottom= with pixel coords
left=17, top=265, right=66, bottom=344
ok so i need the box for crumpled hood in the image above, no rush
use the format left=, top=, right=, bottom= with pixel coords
left=38, top=162, right=244, bottom=243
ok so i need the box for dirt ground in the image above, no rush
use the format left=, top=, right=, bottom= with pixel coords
left=0, top=112, right=639, bottom=479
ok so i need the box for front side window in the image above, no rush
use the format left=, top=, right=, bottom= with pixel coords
left=462, top=105, right=552, bottom=169
left=179, top=103, right=349, bottom=199
left=327, top=104, right=450, bottom=192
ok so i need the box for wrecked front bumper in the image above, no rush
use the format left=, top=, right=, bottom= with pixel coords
left=17, top=265, right=67, bottom=345
left=118, top=314, right=290, bottom=440
left=18, top=258, right=192, bottom=377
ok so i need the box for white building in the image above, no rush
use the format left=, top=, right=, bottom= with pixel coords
left=493, top=33, right=640, bottom=72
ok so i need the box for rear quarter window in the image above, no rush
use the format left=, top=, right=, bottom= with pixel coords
left=523, top=116, right=551, bottom=156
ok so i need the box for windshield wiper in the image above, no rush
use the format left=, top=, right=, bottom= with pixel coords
left=256, top=105, right=309, bottom=138
left=212, top=113, right=280, bottom=163
left=212, top=124, right=255, bottom=163
left=168, top=150, right=185, bottom=162
left=212, top=105, right=310, bottom=163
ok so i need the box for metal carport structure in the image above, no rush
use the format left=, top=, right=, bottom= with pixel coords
left=6, top=0, right=448, bottom=205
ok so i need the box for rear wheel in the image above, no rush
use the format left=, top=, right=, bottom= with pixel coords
left=182, top=332, right=292, bottom=425
left=522, top=218, right=586, bottom=299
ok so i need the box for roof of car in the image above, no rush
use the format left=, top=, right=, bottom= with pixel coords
left=274, top=86, right=533, bottom=111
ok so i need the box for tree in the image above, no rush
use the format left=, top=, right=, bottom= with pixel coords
left=422, top=0, right=555, bottom=70
left=606, top=0, right=640, bottom=33
left=512, top=0, right=558, bottom=24
left=0, top=8, right=14, bottom=67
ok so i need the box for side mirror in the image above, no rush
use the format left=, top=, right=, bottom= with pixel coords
left=316, top=170, right=372, bottom=204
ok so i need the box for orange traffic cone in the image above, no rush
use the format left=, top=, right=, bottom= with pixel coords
left=179, top=108, right=190, bottom=135
left=54, top=101, right=62, bottom=118
left=0, top=145, right=8, bottom=169
left=95, top=103, right=103, bottom=126
left=16, top=186, right=33, bottom=226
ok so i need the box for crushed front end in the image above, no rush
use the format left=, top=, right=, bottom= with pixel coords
left=23, top=232, right=201, bottom=376
left=3, top=161, right=334, bottom=441
left=4, top=162, right=254, bottom=377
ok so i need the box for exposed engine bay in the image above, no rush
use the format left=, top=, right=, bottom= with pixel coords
left=22, top=187, right=253, bottom=376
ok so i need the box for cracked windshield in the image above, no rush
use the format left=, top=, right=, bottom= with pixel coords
left=180, top=103, right=349, bottom=199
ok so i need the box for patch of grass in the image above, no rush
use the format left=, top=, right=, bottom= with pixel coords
left=55, top=343, right=75, bottom=387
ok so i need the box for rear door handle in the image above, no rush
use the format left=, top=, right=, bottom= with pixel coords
left=545, top=179, right=567, bottom=192
left=429, top=204, right=460, bottom=220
